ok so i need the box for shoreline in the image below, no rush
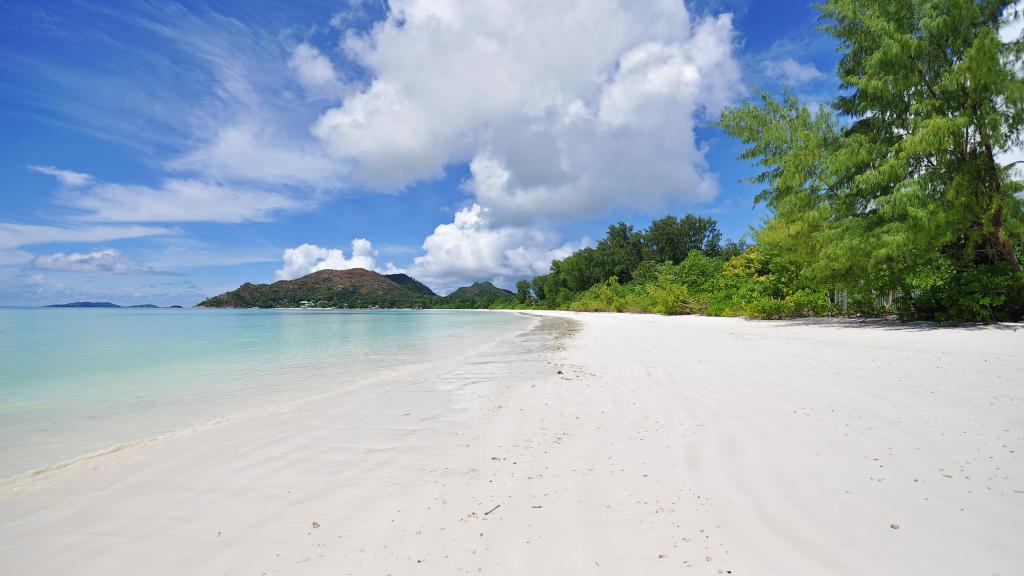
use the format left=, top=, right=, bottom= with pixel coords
left=0, top=310, right=545, bottom=487
left=2, top=311, right=1021, bottom=575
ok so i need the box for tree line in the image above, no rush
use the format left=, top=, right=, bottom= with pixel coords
left=516, top=215, right=746, bottom=308
left=503, top=213, right=828, bottom=319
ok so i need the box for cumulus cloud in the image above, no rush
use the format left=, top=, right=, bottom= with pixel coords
left=33, top=249, right=132, bottom=273
left=288, top=43, right=348, bottom=100
left=275, top=238, right=384, bottom=280
left=304, top=0, right=742, bottom=284
left=277, top=206, right=587, bottom=290
left=313, top=0, right=741, bottom=219
left=766, top=58, right=824, bottom=85
left=1001, top=2, right=1023, bottom=43
left=408, top=204, right=588, bottom=290
left=28, top=165, right=93, bottom=187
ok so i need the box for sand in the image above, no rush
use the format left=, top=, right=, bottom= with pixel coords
left=1, top=312, right=1022, bottom=575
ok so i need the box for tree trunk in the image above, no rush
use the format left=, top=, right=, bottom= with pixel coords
left=990, top=207, right=1021, bottom=273
left=982, top=141, right=1021, bottom=273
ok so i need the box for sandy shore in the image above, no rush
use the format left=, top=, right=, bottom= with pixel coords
left=1, top=312, right=1022, bottom=575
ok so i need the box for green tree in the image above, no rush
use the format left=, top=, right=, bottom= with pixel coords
left=595, top=222, right=645, bottom=282
left=720, top=0, right=1024, bottom=320
left=516, top=279, right=532, bottom=303
left=719, top=238, right=750, bottom=260
left=644, top=214, right=723, bottom=263
left=531, top=274, right=549, bottom=302
left=558, top=247, right=603, bottom=292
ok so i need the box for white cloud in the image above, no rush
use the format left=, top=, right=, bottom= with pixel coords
left=999, top=145, right=1024, bottom=183
left=275, top=238, right=383, bottom=280
left=169, top=125, right=350, bottom=189
left=312, top=0, right=741, bottom=220
left=313, top=80, right=443, bottom=188
left=23, top=272, right=67, bottom=296
left=289, top=43, right=347, bottom=100
left=1001, top=2, right=1023, bottom=182
left=0, top=222, right=171, bottom=268
left=28, top=165, right=93, bottom=187
left=33, top=249, right=132, bottom=273
left=63, top=179, right=301, bottom=223
left=29, top=162, right=308, bottom=224
left=766, top=58, right=824, bottom=85
left=408, top=204, right=588, bottom=291
left=1001, top=2, right=1023, bottom=43
left=275, top=206, right=588, bottom=290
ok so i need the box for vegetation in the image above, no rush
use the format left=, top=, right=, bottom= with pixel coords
left=718, top=0, right=1023, bottom=321
left=502, top=0, right=1023, bottom=323
left=197, top=269, right=514, bottom=310
left=383, top=273, right=437, bottom=298
left=198, top=269, right=440, bottom=309
left=525, top=215, right=743, bottom=309
left=437, top=282, right=515, bottom=309
left=497, top=214, right=829, bottom=318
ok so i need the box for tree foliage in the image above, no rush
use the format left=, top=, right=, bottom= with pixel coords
left=569, top=250, right=833, bottom=319
left=522, top=214, right=732, bottom=308
left=644, top=214, right=723, bottom=262
left=718, top=0, right=1024, bottom=321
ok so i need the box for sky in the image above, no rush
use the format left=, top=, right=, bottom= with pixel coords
left=0, top=0, right=869, bottom=305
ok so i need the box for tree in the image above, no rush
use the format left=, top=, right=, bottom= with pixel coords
left=720, top=0, right=1024, bottom=320
left=595, top=222, right=645, bottom=282
left=644, top=215, right=723, bottom=263
left=531, top=274, right=549, bottom=302
left=719, top=238, right=750, bottom=260
left=558, top=247, right=602, bottom=292
left=516, top=279, right=532, bottom=303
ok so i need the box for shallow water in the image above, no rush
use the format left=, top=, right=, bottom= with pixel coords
left=0, top=308, right=528, bottom=478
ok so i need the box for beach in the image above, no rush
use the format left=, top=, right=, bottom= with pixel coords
left=1, top=311, right=1022, bottom=575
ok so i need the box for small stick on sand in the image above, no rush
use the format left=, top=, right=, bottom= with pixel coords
left=484, top=504, right=501, bottom=516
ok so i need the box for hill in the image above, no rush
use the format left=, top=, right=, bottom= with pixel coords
left=441, top=282, right=515, bottom=308
left=195, top=269, right=522, bottom=310
left=384, top=273, right=437, bottom=297
left=196, top=268, right=439, bottom=309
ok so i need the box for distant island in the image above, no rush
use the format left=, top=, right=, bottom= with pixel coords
left=196, top=269, right=513, bottom=309
left=45, top=301, right=121, bottom=308
left=44, top=302, right=182, bottom=309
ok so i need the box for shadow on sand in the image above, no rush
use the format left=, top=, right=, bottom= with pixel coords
left=762, top=316, right=1023, bottom=333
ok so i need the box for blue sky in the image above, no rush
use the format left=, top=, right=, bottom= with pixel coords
left=0, top=0, right=842, bottom=305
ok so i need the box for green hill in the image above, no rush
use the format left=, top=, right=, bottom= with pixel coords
left=196, top=268, right=438, bottom=309
left=441, top=281, right=515, bottom=308
left=384, top=273, right=437, bottom=297
left=196, top=269, right=520, bottom=310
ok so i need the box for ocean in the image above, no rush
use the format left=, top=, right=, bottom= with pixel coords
left=0, top=308, right=529, bottom=479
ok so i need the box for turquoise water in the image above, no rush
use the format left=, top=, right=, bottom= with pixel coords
left=0, top=308, right=527, bottom=478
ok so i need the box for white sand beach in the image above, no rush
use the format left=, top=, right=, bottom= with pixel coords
left=1, top=312, right=1022, bottom=575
